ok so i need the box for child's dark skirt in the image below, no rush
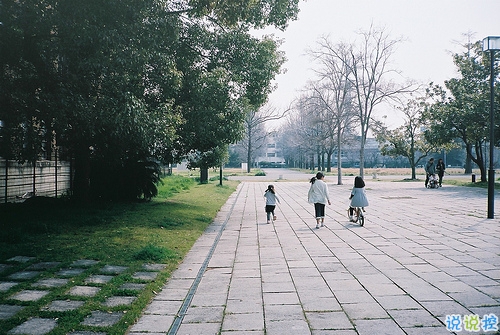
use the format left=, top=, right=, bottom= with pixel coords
left=265, top=205, right=276, bottom=213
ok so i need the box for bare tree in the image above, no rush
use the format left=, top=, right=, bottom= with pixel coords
left=240, top=104, right=287, bottom=172
left=308, top=37, right=357, bottom=184
left=279, top=95, right=322, bottom=170
left=347, top=25, right=416, bottom=178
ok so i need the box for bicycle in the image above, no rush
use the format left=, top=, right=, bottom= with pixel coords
left=347, top=206, right=365, bottom=226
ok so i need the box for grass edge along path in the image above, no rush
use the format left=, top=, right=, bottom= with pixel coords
left=0, top=175, right=239, bottom=335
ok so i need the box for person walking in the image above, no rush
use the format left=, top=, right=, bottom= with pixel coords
left=348, top=176, right=369, bottom=222
left=436, top=158, right=446, bottom=187
left=424, top=157, right=436, bottom=188
left=264, top=185, right=280, bottom=224
left=308, top=172, right=331, bottom=229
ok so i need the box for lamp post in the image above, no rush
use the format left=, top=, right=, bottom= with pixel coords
left=482, top=36, right=500, bottom=219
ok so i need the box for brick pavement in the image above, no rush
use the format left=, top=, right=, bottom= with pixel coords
left=127, top=173, right=500, bottom=335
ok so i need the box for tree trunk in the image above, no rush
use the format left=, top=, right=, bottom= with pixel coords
left=359, top=133, right=366, bottom=179
left=316, top=148, right=321, bottom=171
left=337, top=131, right=343, bottom=185
left=200, top=168, right=209, bottom=184
left=464, top=143, right=472, bottom=173
left=219, top=165, right=223, bottom=186
left=326, top=149, right=333, bottom=173
left=246, top=133, right=252, bottom=173
left=410, top=141, right=416, bottom=180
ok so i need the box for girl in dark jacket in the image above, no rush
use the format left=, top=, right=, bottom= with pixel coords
left=436, top=158, right=446, bottom=187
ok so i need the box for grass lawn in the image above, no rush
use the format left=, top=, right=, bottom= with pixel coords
left=0, top=175, right=238, bottom=335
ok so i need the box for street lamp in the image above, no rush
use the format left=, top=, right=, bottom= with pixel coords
left=482, top=36, right=500, bottom=219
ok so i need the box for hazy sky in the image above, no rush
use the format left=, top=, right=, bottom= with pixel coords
left=256, top=0, right=500, bottom=128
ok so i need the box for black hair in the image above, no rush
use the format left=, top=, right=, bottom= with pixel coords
left=265, top=185, right=275, bottom=194
left=354, top=176, right=365, bottom=188
left=310, top=172, right=324, bottom=184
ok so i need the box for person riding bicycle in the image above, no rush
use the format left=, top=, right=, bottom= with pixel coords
left=349, top=176, right=369, bottom=222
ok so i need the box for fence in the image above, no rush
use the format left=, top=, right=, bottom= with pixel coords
left=0, top=159, right=72, bottom=204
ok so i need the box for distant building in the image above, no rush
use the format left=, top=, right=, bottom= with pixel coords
left=257, top=133, right=286, bottom=167
left=332, top=137, right=383, bottom=168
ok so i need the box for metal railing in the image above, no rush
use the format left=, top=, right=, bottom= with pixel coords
left=0, top=159, right=72, bottom=204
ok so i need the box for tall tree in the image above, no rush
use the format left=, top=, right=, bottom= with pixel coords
left=376, top=98, right=435, bottom=179
left=239, top=104, right=286, bottom=173
left=0, top=0, right=299, bottom=199
left=424, top=40, right=498, bottom=182
left=347, top=25, right=415, bottom=178
left=308, top=37, right=357, bottom=183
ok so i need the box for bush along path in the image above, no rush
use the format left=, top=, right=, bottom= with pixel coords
left=0, top=256, right=168, bottom=335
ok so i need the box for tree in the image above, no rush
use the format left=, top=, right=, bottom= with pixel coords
left=278, top=97, right=320, bottom=170
left=0, top=0, right=299, bottom=200
left=174, top=29, right=287, bottom=181
left=238, top=104, right=287, bottom=173
left=346, top=25, right=415, bottom=178
left=424, top=40, right=498, bottom=182
left=376, top=98, right=435, bottom=179
left=307, top=37, right=357, bottom=183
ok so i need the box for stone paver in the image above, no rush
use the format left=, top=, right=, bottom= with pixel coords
left=103, top=296, right=136, bottom=307
left=120, top=283, right=146, bottom=291
left=27, top=261, right=61, bottom=270
left=72, top=259, right=100, bottom=267
left=142, top=263, right=166, bottom=271
left=7, top=271, right=40, bottom=280
left=44, top=300, right=85, bottom=311
left=127, top=170, right=500, bottom=334
left=132, top=271, right=159, bottom=281
left=7, top=317, right=57, bottom=335
left=0, top=282, right=18, bottom=292
left=100, top=265, right=127, bottom=274
left=81, top=311, right=123, bottom=327
left=10, top=289, right=50, bottom=302
left=56, top=268, right=86, bottom=277
left=68, top=285, right=100, bottom=297
left=84, top=274, right=114, bottom=284
left=32, top=278, right=69, bottom=288
left=0, top=304, right=24, bottom=320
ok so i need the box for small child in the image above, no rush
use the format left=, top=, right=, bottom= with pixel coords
left=349, top=176, right=369, bottom=221
left=264, top=184, right=280, bottom=224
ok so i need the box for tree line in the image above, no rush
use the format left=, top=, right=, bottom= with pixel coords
left=270, top=30, right=499, bottom=183
left=0, top=0, right=300, bottom=201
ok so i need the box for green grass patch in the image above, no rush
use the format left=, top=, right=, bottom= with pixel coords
left=444, top=179, right=500, bottom=189
left=0, top=175, right=238, bottom=335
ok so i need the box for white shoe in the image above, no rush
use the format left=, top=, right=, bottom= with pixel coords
left=316, top=224, right=320, bottom=229
left=349, top=215, right=354, bottom=221
left=267, top=220, right=271, bottom=224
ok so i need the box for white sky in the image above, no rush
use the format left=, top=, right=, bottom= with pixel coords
left=256, top=0, right=500, bottom=129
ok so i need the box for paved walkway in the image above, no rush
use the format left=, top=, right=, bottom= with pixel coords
left=128, top=170, right=500, bottom=335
